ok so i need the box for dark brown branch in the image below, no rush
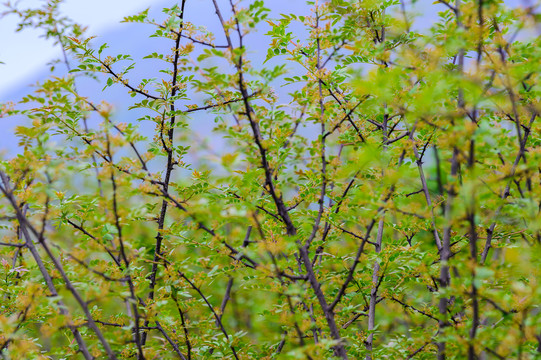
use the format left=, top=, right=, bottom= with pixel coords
left=0, top=173, right=94, bottom=360
left=384, top=131, right=409, bottom=145
left=0, top=174, right=116, bottom=359
left=217, top=278, right=233, bottom=327
left=144, top=1, right=188, bottom=345
left=99, top=61, right=162, bottom=100
left=481, top=112, right=537, bottom=263
left=212, top=0, right=296, bottom=236
left=330, top=218, right=377, bottom=311
left=184, top=92, right=259, bottom=113
left=389, top=296, right=439, bottom=322
left=178, top=271, right=239, bottom=360
left=105, top=132, right=145, bottom=360
left=171, top=290, right=191, bottom=360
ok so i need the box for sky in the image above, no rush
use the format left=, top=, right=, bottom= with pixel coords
left=0, top=0, right=530, bottom=99
left=0, top=0, right=534, bottom=156
left=0, top=0, right=309, bottom=156
left=0, top=0, right=156, bottom=99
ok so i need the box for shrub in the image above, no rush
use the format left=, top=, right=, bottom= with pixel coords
left=0, top=0, right=540, bottom=359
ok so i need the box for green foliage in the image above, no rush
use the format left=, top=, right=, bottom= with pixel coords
left=0, top=0, right=540, bottom=359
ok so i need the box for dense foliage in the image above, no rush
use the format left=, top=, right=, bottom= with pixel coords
left=1, top=0, right=540, bottom=358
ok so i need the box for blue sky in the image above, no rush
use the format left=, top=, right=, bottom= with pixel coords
left=0, top=0, right=528, bottom=99
left=0, top=0, right=532, bottom=156
left=0, top=0, right=309, bottom=155
left=0, top=0, right=155, bottom=99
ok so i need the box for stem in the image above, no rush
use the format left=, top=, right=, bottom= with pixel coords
left=0, top=173, right=94, bottom=360
left=143, top=0, right=187, bottom=345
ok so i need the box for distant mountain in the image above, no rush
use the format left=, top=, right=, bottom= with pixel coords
left=1, top=0, right=310, bottom=157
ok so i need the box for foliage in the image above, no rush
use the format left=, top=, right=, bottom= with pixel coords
left=0, top=0, right=540, bottom=359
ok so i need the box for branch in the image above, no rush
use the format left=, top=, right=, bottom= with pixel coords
left=389, top=296, right=439, bottom=322
left=178, top=271, right=239, bottom=360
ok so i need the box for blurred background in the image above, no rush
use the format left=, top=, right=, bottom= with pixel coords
left=0, top=0, right=533, bottom=157
left=0, top=0, right=310, bottom=157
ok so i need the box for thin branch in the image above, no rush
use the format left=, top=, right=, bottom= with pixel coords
left=177, top=271, right=239, bottom=360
